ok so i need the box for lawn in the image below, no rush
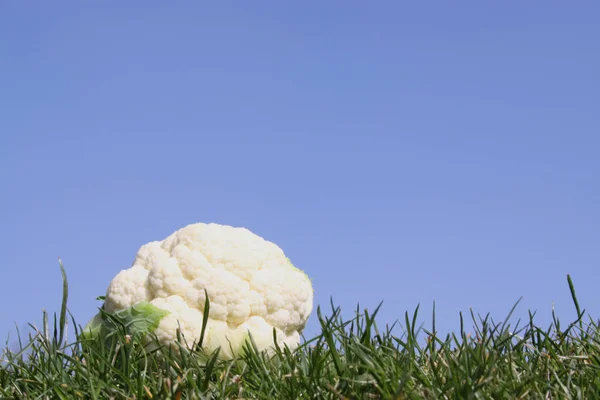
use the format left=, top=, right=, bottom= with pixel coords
left=2, top=266, right=599, bottom=399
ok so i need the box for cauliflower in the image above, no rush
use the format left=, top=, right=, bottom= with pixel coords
left=85, top=223, right=314, bottom=359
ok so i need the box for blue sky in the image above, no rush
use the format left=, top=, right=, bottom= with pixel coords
left=1, top=2, right=599, bottom=342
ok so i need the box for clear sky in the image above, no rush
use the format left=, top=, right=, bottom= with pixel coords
left=1, top=3, right=599, bottom=342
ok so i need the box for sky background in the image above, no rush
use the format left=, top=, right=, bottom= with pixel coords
left=1, top=2, right=599, bottom=343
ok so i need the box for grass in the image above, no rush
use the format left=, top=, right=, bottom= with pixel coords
left=2, top=265, right=600, bottom=399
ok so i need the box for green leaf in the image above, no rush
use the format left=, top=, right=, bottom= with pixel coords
left=81, top=302, right=170, bottom=343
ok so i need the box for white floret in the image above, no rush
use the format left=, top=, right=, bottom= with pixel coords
left=102, top=222, right=314, bottom=358
left=103, top=265, right=151, bottom=312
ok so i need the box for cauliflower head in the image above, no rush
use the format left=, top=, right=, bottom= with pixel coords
left=94, top=223, right=313, bottom=359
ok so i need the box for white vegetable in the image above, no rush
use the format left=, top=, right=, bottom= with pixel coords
left=90, top=223, right=313, bottom=359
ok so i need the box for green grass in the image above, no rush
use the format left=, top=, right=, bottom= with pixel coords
left=2, top=265, right=600, bottom=399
